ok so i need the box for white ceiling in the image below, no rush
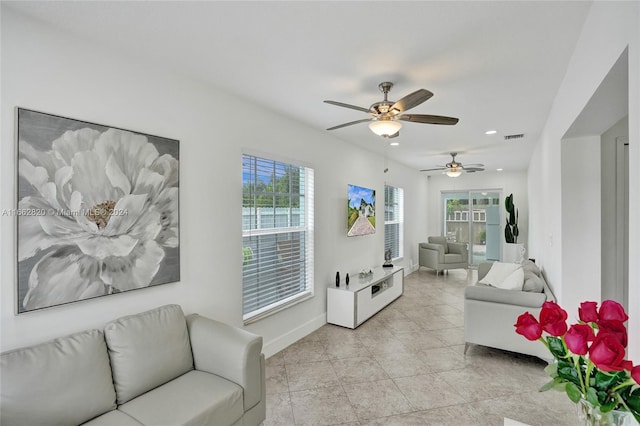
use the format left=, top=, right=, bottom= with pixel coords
left=4, top=1, right=593, bottom=173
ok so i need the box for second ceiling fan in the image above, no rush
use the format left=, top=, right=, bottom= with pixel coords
left=421, top=153, right=485, bottom=177
left=324, top=82, right=459, bottom=138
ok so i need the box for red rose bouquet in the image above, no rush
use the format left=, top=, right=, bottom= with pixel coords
left=515, top=300, right=640, bottom=422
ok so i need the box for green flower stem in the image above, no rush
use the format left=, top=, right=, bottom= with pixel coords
left=616, top=393, right=632, bottom=412
left=585, top=361, right=594, bottom=388
left=611, top=378, right=635, bottom=394
left=574, top=354, right=587, bottom=395
left=539, top=337, right=550, bottom=350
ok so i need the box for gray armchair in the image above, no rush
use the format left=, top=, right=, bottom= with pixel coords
left=419, top=236, right=468, bottom=275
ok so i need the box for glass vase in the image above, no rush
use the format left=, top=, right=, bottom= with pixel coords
left=577, top=399, right=638, bottom=426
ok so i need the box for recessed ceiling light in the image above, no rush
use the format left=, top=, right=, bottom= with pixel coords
left=485, top=130, right=497, bottom=135
left=496, top=168, right=503, bottom=171
left=390, top=142, right=400, bottom=146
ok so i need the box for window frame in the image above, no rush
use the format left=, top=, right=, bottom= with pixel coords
left=242, top=153, right=314, bottom=324
left=384, top=184, right=404, bottom=261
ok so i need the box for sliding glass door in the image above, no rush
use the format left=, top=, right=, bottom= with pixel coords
left=442, top=190, right=502, bottom=267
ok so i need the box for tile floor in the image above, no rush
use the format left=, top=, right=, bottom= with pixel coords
left=263, top=268, right=576, bottom=426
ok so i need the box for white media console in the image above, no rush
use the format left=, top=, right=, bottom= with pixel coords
left=326, top=266, right=404, bottom=329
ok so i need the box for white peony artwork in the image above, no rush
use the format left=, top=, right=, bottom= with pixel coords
left=15, top=108, right=180, bottom=313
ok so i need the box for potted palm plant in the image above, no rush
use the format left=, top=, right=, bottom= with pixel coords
left=504, top=193, right=525, bottom=263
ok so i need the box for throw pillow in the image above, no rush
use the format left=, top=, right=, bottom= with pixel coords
left=523, top=270, right=545, bottom=292
left=491, top=267, right=525, bottom=290
left=522, top=260, right=541, bottom=277
left=479, top=262, right=522, bottom=287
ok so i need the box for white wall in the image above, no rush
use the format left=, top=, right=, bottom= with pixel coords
left=425, top=171, right=528, bottom=253
left=561, top=136, right=602, bottom=316
left=528, top=1, right=640, bottom=358
left=0, top=9, right=428, bottom=355
left=601, top=117, right=629, bottom=303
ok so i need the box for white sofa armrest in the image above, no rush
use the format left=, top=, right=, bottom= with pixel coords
left=419, top=243, right=445, bottom=263
left=186, top=314, right=263, bottom=411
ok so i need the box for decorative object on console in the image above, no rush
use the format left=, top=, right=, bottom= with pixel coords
left=345, top=273, right=349, bottom=285
left=515, top=300, right=640, bottom=425
left=383, top=248, right=394, bottom=268
left=335, top=271, right=340, bottom=287
left=15, top=108, right=180, bottom=313
left=347, top=184, right=375, bottom=237
left=359, top=269, right=373, bottom=278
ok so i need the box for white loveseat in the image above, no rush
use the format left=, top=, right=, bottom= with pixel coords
left=0, top=304, right=266, bottom=426
left=464, top=261, right=556, bottom=361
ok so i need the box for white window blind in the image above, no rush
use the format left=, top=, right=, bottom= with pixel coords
left=242, top=154, right=314, bottom=323
left=384, top=185, right=404, bottom=260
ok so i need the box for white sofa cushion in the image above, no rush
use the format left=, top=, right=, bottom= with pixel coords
left=105, top=304, right=194, bottom=405
left=118, top=370, right=244, bottom=426
left=0, top=329, right=116, bottom=426
left=82, top=409, right=144, bottom=425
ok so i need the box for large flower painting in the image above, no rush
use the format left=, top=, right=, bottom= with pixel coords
left=16, top=108, right=180, bottom=313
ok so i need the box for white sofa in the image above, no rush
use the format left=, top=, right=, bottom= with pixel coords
left=464, top=261, right=556, bottom=361
left=0, top=304, right=266, bottom=426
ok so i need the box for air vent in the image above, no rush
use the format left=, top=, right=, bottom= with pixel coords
left=504, top=133, right=525, bottom=141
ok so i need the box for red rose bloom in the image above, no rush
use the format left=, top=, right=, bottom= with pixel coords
left=564, top=324, right=595, bottom=355
left=599, top=300, right=629, bottom=322
left=589, top=333, right=632, bottom=372
left=632, top=365, right=640, bottom=385
left=539, top=301, right=568, bottom=337
left=515, top=312, right=543, bottom=341
left=598, top=320, right=628, bottom=348
left=578, top=301, right=598, bottom=323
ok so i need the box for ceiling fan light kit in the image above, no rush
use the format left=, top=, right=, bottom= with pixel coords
left=446, top=169, right=463, bottom=178
left=368, top=119, right=402, bottom=137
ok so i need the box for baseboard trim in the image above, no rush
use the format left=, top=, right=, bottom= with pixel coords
left=263, top=313, right=326, bottom=358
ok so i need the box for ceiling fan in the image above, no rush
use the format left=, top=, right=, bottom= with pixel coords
left=420, top=152, right=485, bottom=177
left=324, top=82, right=459, bottom=138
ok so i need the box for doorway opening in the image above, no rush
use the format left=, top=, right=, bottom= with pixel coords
left=442, top=190, right=502, bottom=267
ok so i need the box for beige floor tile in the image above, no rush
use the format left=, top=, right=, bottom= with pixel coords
left=394, top=330, right=448, bottom=352
left=289, top=386, right=359, bottom=425
left=393, top=373, right=466, bottom=410
left=418, top=402, right=486, bottom=425
left=373, top=351, right=434, bottom=378
left=359, top=412, right=428, bottom=425
left=323, top=340, right=371, bottom=360
left=286, top=360, right=340, bottom=392
left=283, top=340, right=329, bottom=365
left=266, top=362, right=289, bottom=394
left=263, top=392, right=295, bottom=426
left=343, top=379, right=413, bottom=421
left=331, top=356, right=389, bottom=384
left=417, top=347, right=467, bottom=372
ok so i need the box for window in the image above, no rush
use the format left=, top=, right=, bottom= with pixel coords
left=242, top=154, right=314, bottom=323
left=384, top=185, right=404, bottom=260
